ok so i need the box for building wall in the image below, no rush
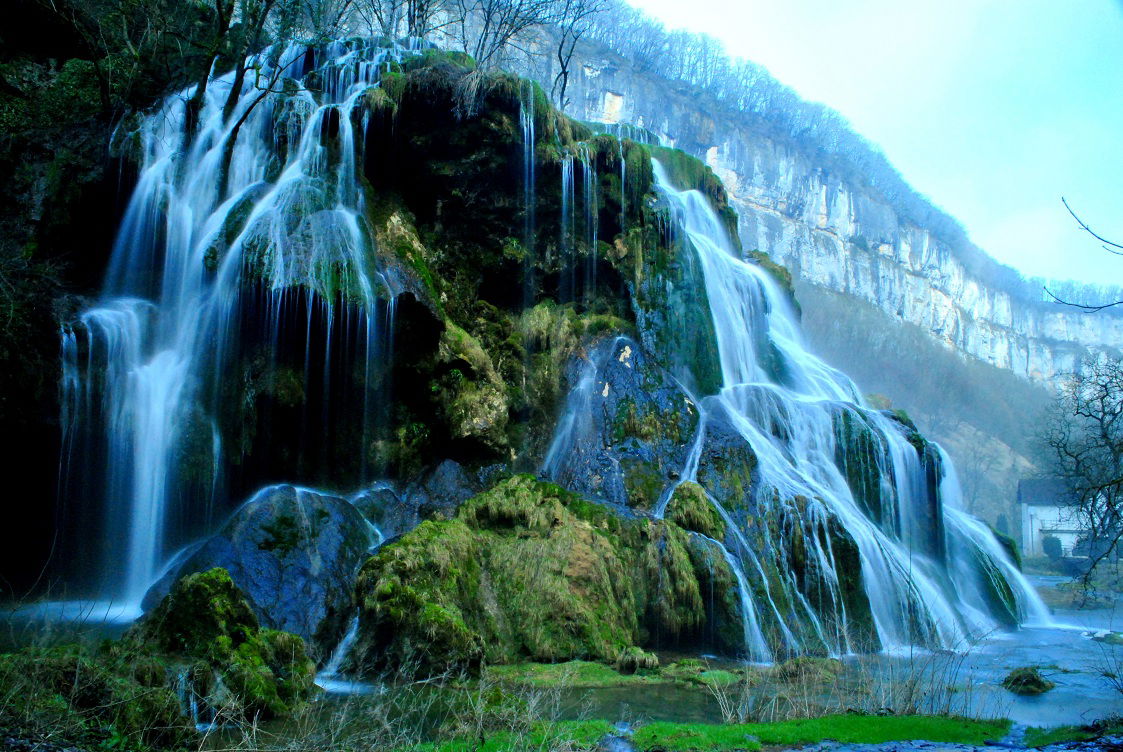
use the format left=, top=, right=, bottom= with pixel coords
left=1021, top=503, right=1084, bottom=556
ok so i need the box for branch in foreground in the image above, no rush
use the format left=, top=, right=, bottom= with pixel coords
left=1043, top=286, right=1123, bottom=313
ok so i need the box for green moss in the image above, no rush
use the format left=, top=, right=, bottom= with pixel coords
left=631, top=715, right=1012, bottom=752
left=666, top=481, right=726, bottom=540
left=746, top=250, right=798, bottom=312
left=413, top=720, right=614, bottom=752
left=401, top=49, right=478, bottom=73
left=1002, top=666, right=1055, bottom=695
left=651, top=144, right=740, bottom=252
left=833, top=409, right=885, bottom=524
left=0, top=644, right=189, bottom=751
left=259, top=514, right=302, bottom=553
left=355, top=476, right=724, bottom=673
left=990, top=525, right=1023, bottom=569
left=129, top=568, right=316, bottom=718
left=486, top=660, right=655, bottom=688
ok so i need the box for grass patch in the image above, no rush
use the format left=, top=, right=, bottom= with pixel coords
left=411, top=720, right=614, bottom=751
left=486, top=660, right=657, bottom=688
left=1025, top=719, right=1123, bottom=748
left=631, top=715, right=1011, bottom=751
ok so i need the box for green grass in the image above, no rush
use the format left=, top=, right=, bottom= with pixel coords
left=630, top=715, right=1012, bottom=752
left=486, top=660, right=658, bottom=688
left=1025, top=720, right=1123, bottom=748
left=485, top=659, right=752, bottom=689
left=409, top=720, right=614, bottom=751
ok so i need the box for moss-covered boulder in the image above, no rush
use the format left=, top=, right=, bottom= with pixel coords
left=1002, top=666, right=1055, bottom=695
left=695, top=401, right=759, bottom=512
left=666, top=481, right=726, bottom=541
left=353, top=475, right=726, bottom=673
left=142, top=486, right=374, bottom=659
left=131, top=567, right=316, bottom=718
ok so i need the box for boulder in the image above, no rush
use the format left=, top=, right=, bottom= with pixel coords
left=130, top=567, right=315, bottom=719
left=143, top=485, right=374, bottom=660
left=405, top=458, right=482, bottom=520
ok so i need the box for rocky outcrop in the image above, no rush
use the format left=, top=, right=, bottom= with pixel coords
left=351, top=475, right=742, bottom=673
left=546, top=335, right=701, bottom=513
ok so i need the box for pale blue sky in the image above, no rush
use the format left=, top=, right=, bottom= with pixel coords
left=630, top=0, right=1123, bottom=286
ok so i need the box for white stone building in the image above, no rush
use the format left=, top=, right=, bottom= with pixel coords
left=1017, top=478, right=1086, bottom=557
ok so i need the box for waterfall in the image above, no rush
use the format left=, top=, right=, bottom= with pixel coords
left=644, top=158, right=1050, bottom=656
left=58, top=40, right=403, bottom=604
left=559, top=153, right=576, bottom=301
left=579, top=143, right=599, bottom=302
left=692, top=532, right=772, bottom=662
left=520, top=81, right=537, bottom=309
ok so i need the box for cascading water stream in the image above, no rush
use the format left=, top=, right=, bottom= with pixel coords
left=645, top=158, right=1050, bottom=656
left=59, top=40, right=405, bottom=605
left=691, top=532, right=771, bottom=662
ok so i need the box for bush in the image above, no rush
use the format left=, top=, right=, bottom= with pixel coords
left=1043, top=535, right=1063, bottom=561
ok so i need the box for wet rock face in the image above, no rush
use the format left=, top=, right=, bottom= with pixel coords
left=546, top=336, right=700, bottom=512
left=406, top=458, right=483, bottom=521
left=694, top=399, right=759, bottom=515
left=142, top=486, right=374, bottom=660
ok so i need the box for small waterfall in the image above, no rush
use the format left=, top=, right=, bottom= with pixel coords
left=175, top=668, right=217, bottom=732
left=542, top=346, right=609, bottom=482
left=559, top=152, right=576, bottom=301
left=58, top=40, right=406, bottom=604
left=520, top=81, right=537, bottom=309
left=315, top=615, right=376, bottom=694
left=692, top=532, right=772, bottom=662
left=578, top=143, right=599, bottom=302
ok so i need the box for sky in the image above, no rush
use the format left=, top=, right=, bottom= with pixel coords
left=629, top=0, right=1123, bottom=287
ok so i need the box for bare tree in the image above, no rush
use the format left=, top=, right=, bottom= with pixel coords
left=1043, top=198, right=1123, bottom=312
left=353, top=0, right=447, bottom=38
left=301, top=0, right=358, bottom=39
left=450, top=0, right=557, bottom=71
left=353, top=0, right=404, bottom=36
left=548, top=0, right=604, bottom=110
left=1043, top=356, right=1123, bottom=585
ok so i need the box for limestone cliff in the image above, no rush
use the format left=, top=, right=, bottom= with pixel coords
left=525, top=47, right=1120, bottom=388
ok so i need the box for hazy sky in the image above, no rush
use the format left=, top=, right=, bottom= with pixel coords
left=629, top=0, right=1123, bottom=287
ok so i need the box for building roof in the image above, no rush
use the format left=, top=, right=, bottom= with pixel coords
left=1017, top=477, right=1072, bottom=506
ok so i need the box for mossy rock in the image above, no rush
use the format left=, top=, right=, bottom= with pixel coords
left=771, top=656, right=845, bottom=682
left=615, top=646, right=659, bottom=674
left=666, top=481, right=726, bottom=541
left=131, top=568, right=316, bottom=718
left=1002, top=666, right=1055, bottom=695
left=747, top=250, right=799, bottom=313
left=353, top=475, right=727, bottom=673
left=989, top=525, right=1022, bottom=570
